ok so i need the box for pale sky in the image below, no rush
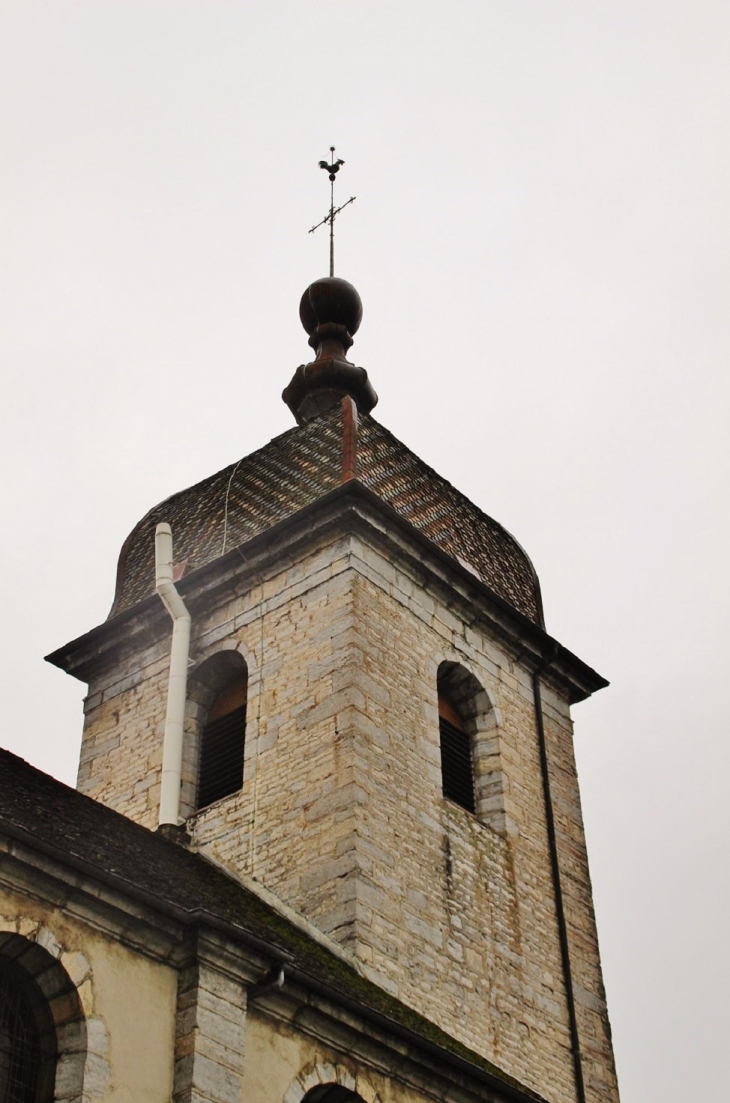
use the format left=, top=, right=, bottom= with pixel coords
left=1, top=3, right=728, bottom=1100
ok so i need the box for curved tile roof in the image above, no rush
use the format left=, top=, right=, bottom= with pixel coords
left=110, top=405, right=543, bottom=625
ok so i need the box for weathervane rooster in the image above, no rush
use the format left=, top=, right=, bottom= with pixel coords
left=318, top=154, right=345, bottom=182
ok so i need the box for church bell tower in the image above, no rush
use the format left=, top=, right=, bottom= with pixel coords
left=48, top=268, right=620, bottom=1103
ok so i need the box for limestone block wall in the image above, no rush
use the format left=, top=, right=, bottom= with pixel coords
left=328, top=538, right=617, bottom=1103
left=190, top=538, right=364, bottom=941
left=78, top=655, right=169, bottom=827
left=174, top=953, right=248, bottom=1103
left=76, top=535, right=354, bottom=839
left=74, top=522, right=617, bottom=1103
left=335, top=559, right=578, bottom=1102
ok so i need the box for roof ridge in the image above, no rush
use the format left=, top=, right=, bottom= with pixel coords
left=361, top=413, right=529, bottom=542
left=358, top=414, right=545, bottom=625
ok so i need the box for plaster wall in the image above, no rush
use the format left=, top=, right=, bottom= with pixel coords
left=242, top=1005, right=442, bottom=1103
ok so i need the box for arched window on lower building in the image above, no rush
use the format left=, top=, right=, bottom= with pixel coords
left=197, top=663, right=248, bottom=810
left=0, top=933, right=84, bottom=1103
left=287, top=1061, right=378, bottom=1103
left=0, top=955, right=56, bottom=1103
left=438, top=683, right=476, bottom=814
left=0, top=932, right=88, bottom=1102
left=301, top=1088, right=366, bottom=1103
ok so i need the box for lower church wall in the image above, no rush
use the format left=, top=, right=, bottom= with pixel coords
left=243, top=1005, right=461, bottom=1103
left=0, top=884, right=177, bottom=1102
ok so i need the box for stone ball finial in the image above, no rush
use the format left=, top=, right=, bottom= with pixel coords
left=283, top=277, right=377, bottom=425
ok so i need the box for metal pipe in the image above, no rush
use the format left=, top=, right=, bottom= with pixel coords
left=532, top=647, right=586, bottom=1103
left=155, top=523, right=191, bottom=828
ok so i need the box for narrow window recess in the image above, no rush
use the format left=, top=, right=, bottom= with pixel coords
left=197, top=676, right=247, bottom=810
left=438, top=692, right=476, bottom=813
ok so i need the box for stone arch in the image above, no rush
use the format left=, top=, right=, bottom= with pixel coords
left=0, top=918, right=110, bottom=1102
left=183, top=645, right=249, bottom=816
left=436, top=658, right=515, bottom=837
left=284, top=1061, right=381, bottom=1103
left=438, top=659, right=494, bottom=730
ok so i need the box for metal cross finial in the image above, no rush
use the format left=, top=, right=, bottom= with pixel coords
left=309, top=146, right=356, bottom=277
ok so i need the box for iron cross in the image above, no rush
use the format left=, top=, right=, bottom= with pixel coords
left=309, top=147, right=356, bottom=277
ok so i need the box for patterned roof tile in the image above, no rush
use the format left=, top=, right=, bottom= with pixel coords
left=110, top=405, right=542, bottom=625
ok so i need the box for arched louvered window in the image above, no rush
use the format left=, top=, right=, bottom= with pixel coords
left=0, top=956, right=56, bottom=1103
left=438, top=688, right=476, bottom=814
left=197, top=670, right=247, bottom=810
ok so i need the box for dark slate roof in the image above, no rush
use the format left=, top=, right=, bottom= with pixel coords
left=110, top=406, right=543, bottom=625
left=0, top=748, right=542, bottom=1103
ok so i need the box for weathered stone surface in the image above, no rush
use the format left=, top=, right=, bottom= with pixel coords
left=174, top=960, right=247, bottom=1103
left=76, top=517, right=618, bottom=1103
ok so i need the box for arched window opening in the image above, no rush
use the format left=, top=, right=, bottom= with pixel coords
left=0, top=955, right=56, bottom=1103
left=438, top=688, right=476, bottom=813
left=302, top=1088, right=366, bottom=1103
left=197, top=667, right=247, bottom=810
left=436, top=661, right=513, bottom=834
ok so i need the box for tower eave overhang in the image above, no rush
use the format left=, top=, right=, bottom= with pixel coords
left=46, top=480, right=607, bottom=706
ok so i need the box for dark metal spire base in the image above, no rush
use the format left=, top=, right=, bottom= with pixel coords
left=284, top=277, right=377, bottom=425
left=283, top=352, right=377, bottom=425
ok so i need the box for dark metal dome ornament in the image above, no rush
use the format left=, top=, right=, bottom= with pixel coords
left=283, top=151, right=376, bottom=424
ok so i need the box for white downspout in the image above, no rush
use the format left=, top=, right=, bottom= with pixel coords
left=155, top=523, right=191, bottom=828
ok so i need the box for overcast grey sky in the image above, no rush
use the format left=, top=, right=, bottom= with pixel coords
left=1, top=3, right=728, bottom=1100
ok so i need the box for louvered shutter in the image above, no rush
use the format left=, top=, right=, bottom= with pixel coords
left=439, top=716, right=475, bottom=813
left=197, top=704, right=246, bottom=809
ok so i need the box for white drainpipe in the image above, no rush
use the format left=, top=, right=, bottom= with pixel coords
left=155, top=523, right=191, bottom=827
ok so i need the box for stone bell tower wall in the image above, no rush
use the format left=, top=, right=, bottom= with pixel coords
left=75, top=526, right=357, bottom=832
left=333, top=535, right=618, bottom=1103
left=70, top=495, right=617, bottom=1103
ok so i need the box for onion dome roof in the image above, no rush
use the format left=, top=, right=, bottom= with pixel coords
left=110, top=404, right=543, bottom=626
